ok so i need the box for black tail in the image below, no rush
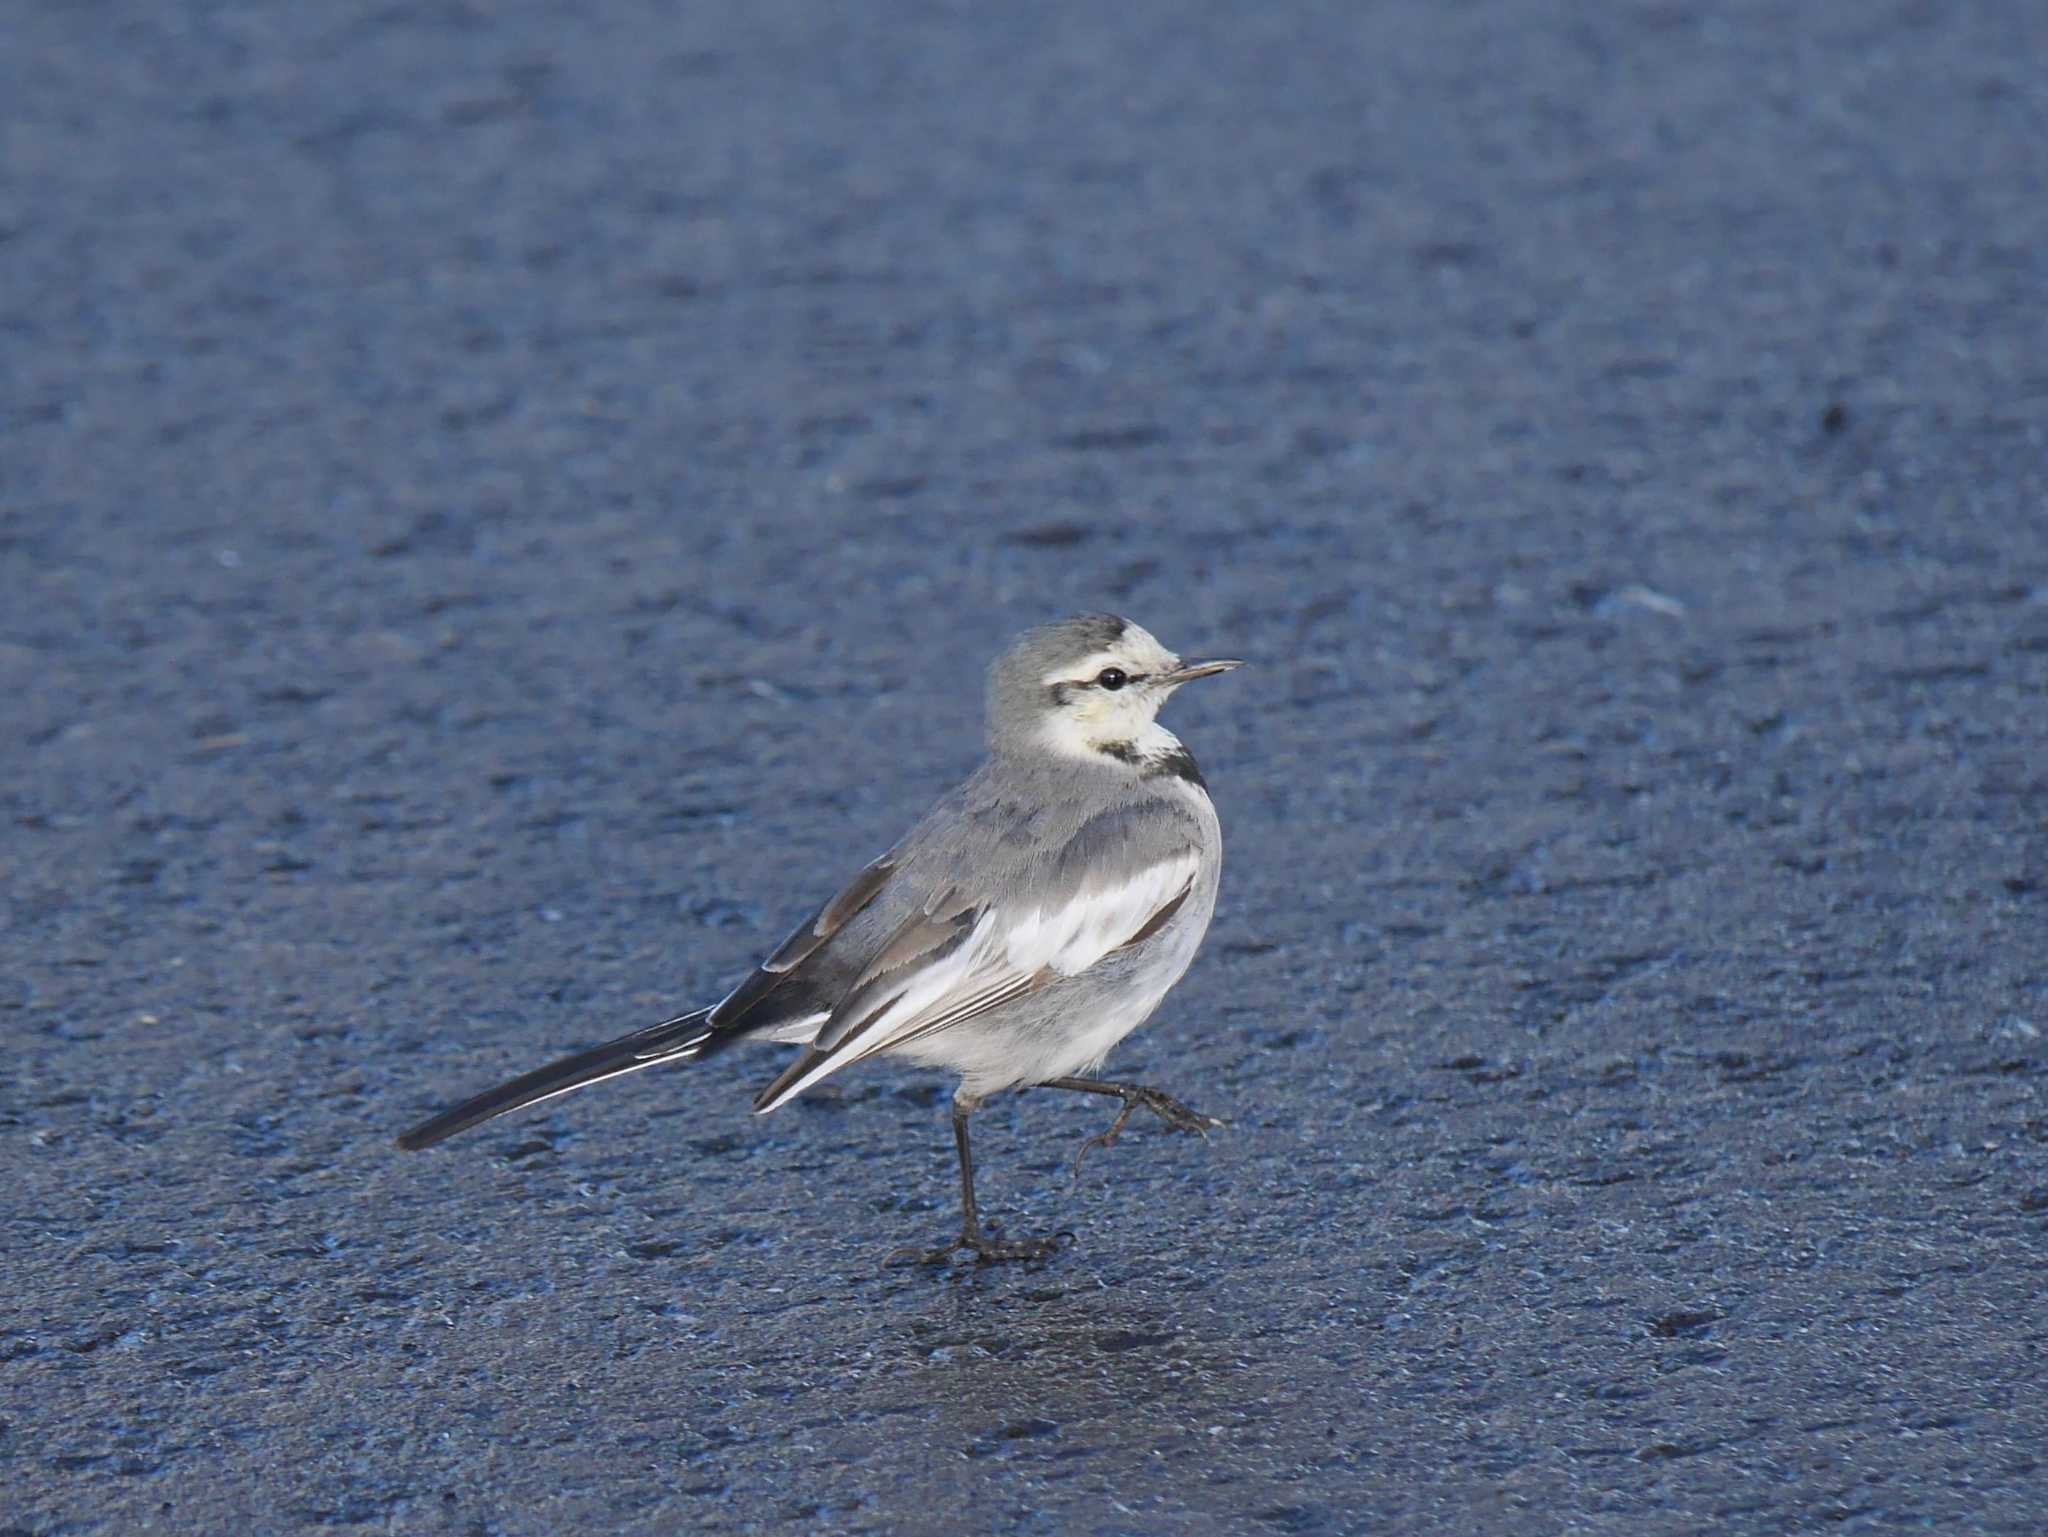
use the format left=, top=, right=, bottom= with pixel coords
left=395, top=1008, right=716, bottom=1151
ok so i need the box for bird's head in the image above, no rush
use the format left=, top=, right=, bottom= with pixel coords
left=987, top=614, right=1243, bottom=764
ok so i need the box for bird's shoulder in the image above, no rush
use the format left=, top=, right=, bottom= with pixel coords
left=900, top=757, right=1209, bottom=900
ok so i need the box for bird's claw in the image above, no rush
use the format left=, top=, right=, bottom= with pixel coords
left=1070, top=1087, right=1226, bottom=1182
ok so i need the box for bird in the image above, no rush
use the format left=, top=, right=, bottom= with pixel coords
left=396, top=614, right=1243, bottom=1264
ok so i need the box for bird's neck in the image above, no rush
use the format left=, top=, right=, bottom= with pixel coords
left=1032, top=718, right=1206, bottom=789
left=1090, top=718, right=1184, bottom=765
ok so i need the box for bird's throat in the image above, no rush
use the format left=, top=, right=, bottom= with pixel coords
left=1086, top=724, right=1203, bottom=786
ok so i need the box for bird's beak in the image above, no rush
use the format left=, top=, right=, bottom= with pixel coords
left=1156, top=658, right=1246, bottom=686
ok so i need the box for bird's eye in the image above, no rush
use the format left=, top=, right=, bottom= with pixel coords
left=1095, top=667, right=1128, bottom=691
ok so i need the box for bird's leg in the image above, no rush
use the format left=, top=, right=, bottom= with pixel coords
left=1040, top=1076, right=1227, bottom=1180
left=886, top=1097, right=1066, bottom=1267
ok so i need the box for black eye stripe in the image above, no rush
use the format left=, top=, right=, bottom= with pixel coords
left=1056, top=667, right=1147, bottom=696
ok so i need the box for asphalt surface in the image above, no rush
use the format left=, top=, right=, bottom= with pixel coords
left=6, top=1, right=2047, bottom=1532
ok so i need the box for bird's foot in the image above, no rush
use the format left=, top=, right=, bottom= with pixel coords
left=885, top=1227, right=1071, bottom=1268
left=1071, top=1087, right=1226, bottom=1181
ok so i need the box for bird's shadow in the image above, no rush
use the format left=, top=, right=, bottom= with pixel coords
left=870, top=1261, right=1277, bottom=1453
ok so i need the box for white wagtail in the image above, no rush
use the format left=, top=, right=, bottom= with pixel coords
left=397, top=615, right=1242, bottom=1264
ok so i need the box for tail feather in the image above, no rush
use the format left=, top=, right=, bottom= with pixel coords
left=395, top=1008, right=715, bottom=1151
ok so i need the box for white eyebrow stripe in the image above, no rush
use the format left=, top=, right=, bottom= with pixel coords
left=1040, top=651, right=1127, bottom=687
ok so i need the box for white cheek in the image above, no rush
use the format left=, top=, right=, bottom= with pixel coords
left=1075, top=695, right=1119, bottom=728
left=1038, top=709, right=1098, bottom=757
left=1037, top=691, right=1165, bottom=758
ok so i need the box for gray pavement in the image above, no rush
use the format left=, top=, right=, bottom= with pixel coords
left=5, top=1, right=2046, bottom=1532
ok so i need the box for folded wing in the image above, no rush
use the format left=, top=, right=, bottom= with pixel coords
left=752, top=804, right=1201, bottom=1112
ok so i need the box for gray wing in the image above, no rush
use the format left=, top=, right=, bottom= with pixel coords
left=751, top=799, right=1204, bottom=1112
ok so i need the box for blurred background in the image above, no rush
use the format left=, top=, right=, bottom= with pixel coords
left=6, top=2, right=2045, bottom=1532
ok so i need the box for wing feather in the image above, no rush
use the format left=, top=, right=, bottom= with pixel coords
left=752, top=841, right=1200, bottom=1113
left=705, top=850, right=896, bottom=1031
